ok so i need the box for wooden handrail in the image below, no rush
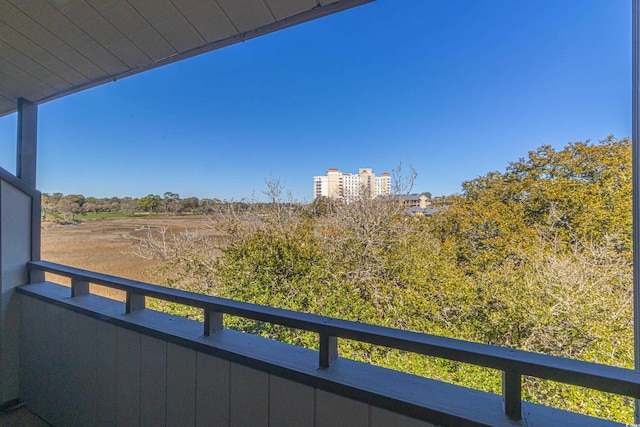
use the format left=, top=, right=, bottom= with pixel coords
left=28, top=259, right=640, bottom=420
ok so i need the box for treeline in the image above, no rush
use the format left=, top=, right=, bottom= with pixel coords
left=134, top=136, right=633, bottom=423
left=42, top=190, right=434, bottom=220
left=41, top=191, right=257, bottom=219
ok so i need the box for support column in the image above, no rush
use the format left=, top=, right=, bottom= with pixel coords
left=633, top=0, right=640, bottom=423
left=16, top=98, right=38, bottom=189
left=16, top=98, right=41, bottom=277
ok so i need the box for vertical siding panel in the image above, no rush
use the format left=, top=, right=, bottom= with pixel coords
left=76, top=313, right=97, bottom=426
left=167, top=343, right=196, bottom=426
left=229, top=363, right=268, bottom=427
left=43, top=303, right=63, bottom=425
left=116, top=327, right=141, bottom=427
left=269, top=375, right=314, bottom=427
left=29, top=298, right=49, bottom=418
left=370, top=407, right=435, bottom=427
left=315, top=389, right=369, bottom=427
left=18, top=296, right=441, bottom=427
left=18, top=295, right=42, bottom=414
left=140, top=335, right=167, bottom=426
left=58, top=309, right=78, bottom=426
left=95, top=321, right=117, bottom=427
left=196, top=353, right=230, bottom=427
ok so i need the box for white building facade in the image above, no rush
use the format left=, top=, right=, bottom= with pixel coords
left=313, top=168, right=391, bottom=202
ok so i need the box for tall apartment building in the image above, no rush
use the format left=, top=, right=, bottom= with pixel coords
left=313, top=168, right=391, bottom=202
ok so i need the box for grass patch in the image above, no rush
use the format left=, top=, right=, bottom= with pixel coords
left=78, top=212, right=134, bottom=218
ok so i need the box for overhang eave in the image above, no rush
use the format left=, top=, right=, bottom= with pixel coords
left=0, top=0, right=373, bottom=118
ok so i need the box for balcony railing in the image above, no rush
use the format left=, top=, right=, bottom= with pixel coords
left=26, top=259, right=640, bottom=423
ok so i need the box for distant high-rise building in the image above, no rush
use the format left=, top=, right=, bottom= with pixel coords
left=313, top=168, right=391, bottom=202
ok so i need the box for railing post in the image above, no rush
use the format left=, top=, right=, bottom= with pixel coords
left=29, top=268, right=44, bottom=284
left=126, top=292, right=145, bottom=313
left=71, top=278, right=89, bottom=297
left=319, top=332, right=338, bottom=368
left=502, top=370, right=522, bottom=420
left=204, top=308, right=223, bottom=336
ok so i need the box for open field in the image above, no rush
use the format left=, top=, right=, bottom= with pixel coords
left=41, top=215, right=216, bottom=299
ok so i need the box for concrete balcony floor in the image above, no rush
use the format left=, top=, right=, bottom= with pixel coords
left=0, top=404, right=50, bottom=427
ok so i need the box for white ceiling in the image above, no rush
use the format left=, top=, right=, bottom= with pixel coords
left=0, top=0, right=371, bottom=117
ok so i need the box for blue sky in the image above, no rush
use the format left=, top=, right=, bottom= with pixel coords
left=0, top=0, right=632, bottom=202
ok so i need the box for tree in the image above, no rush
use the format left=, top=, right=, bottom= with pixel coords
left=41, top=192, right=63, bottom=218
left=199, top=198, right=223, bottom=214
left=180, top=197, right=199, bottom=213
left=163, top=192, right=181, bottom=214
left=311, top=196, right=338, bottom=216
left=391, top=160, right=418, bottom=196
left=129, top=144, right=633, bottom=422
left=41, top=193, right=52, bottom=219
left=137, top=194, right=161, bottom=213
left=120, top=197, right=139, bottom=216
left=429, top=136, right=632, bottom=275
left=56, top=194, right=85, bottom=219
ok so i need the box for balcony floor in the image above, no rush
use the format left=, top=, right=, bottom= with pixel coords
left=0, top=404, right=50, bottom=427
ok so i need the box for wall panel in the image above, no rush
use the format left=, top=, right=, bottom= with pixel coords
left=115, top=328, right=141, bottom=426
left=167, top=342, right=196, bottom=426
left=140, top=335, right=166, bottom=426
left=196, top=352, right=230, bottom=427
left=371, top=407, right=436, bottom=427
left=19, top=286, right=583, bottom=427
left=269, top=375, right=314, bottom=427
left=58, top=309, right=78, bottom=426
left=95, top=322, right=117, bottom=426
left=76, top=313, right=98, bottom=426
left=230, top=363, right=269, bottom=427
left=315, top=389, right=369, bottom=427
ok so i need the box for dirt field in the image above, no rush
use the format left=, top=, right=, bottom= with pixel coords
left=41, top=215, right=215, bottom=299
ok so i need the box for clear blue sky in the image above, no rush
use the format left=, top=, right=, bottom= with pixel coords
left=0, top=0, right=632, bottom=202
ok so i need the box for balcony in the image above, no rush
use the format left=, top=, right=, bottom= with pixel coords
left=1, top=1, right=640, bottom=425
left=2, top=146, right=637, bottom=426
left=1, top=252, right=633, bottom=426
left=0, top=135, right=637, bottom=425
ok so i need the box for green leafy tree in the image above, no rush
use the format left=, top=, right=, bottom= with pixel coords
left=137, top=194, right=161, bottom=213
left=180, top=197, right=200, bottom=213
left=430, top=136, right=632, bottom=275
left=41, top=192, right=63, bottom=219
left=56, top=194, right=85, bottom=219
left=132, top=140, right=633, bottom=422
left=163, top=192, right=181, bottom=214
